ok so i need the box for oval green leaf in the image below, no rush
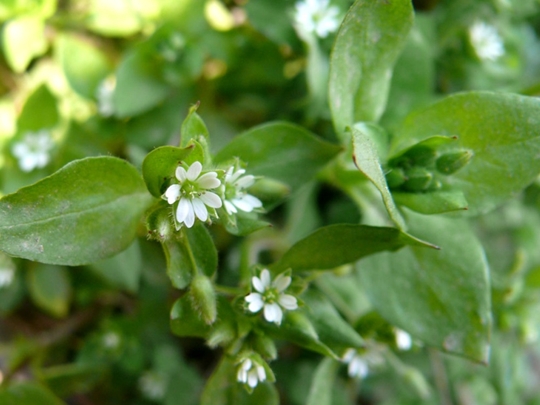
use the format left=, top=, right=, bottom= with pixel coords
left=358, top=210, right=491, bottom=363
left=0, top=157, right=152, bottom=265
left=214, top=122, right=342, bottom=191
left=329, top=0, right=413, bottom=138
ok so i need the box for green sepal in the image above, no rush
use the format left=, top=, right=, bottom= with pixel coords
left=180, top=103, right=212, bottom=165
left=393, top=191, right=468, bottom=214
left=142, top=145, right=195, bottom=198
left=436, top=150, right=474, bottom=175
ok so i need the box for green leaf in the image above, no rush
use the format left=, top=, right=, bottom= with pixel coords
left=214, top=122, right=342, bottom=191
left=0, top=383, right=65, bottom=405
left=328, top=0, right=413, bottom=137
left=391, top=91, right=540, bottom=215
left=18, top=84, right=59, bottom=132
left=27, top=263, right=71, bottom=317
left=358, top=210, right=491, bottom=363
left=183, top=223, right=218, bottom=278
left=201, top=357, right=279, bottom=405
left=2, top=15, right=48, bottom=73
left=302, top=289, right=364, bottom=355
left=273, top=224, right=435, bottom=273
left=306, top=358, right=340, bottom=405
left=393, top=191, right=468, bottom=214
left=55, top=34, right=111, bottom=99
left=113, top=50, right=170, bottom=117
left=163, top=239, right=192, bottom=289
left=142, top=145, right=194, bottom=198
left=0, top=157, right=152, bottom=265
left=89, top=240, right=142, bottom=293
left=351, top=124, right=405, bottom=229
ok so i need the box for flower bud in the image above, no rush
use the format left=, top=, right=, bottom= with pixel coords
left=253, top=333, right=277, bottom=360
left=385, top=167, right=407, bottom=189
left=403, top=145, right=437, bottom=167
left=190, top=275, right=217, bottom=324
left=436, top=150, right=473, bottom=175
left=403, top=167, right=433, bottom=192
left=146, top=206, right=174, bottom=242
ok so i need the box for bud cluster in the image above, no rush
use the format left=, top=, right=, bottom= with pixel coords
left=385, top=143, right=473, bottom=193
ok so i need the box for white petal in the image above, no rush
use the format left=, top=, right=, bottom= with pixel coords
left=273, top=273, right=291, bottom=292
left=225, top=166, right=234, bottom=182
left=20, top=156, right=36, bottom=172
left=232, top=197, right=255, bottom=212
left=342, top=349, right=356, bottom=363
left=241, top=359, right=252, bottom=371
left=349, top=357, right=368, bottom=379
left=176, top=197, right=190, bottom=223
left=256, top=365, right=266, bottom=381
left=247, top=370, right=258, bottom=388
left=278, top=294, right=298, bottom=310
left=229, top=168, right=245, bottom=183
left=199, top=192, right=222, bottom=208
left=245, top=293, right=264, bottom=312
left=252, top=277, right=265, bottom=293
left=184, top=201, right=195, bottom=228
left=244, top=194, right=262, bottom=208
left=176, top=166, right=187, bottom=182
left=236, top=175, right=255, bottom=188
left=237, top=367, right=247, bottom=383
left=164, top=184, right=181, bottom=204
left=197, top=172, right=221, bottom=189
left=224, top=200, right=237, bottom=215
left=192, top=198, right=208, bottom=221
left=264, top=303, right=282, bottom=324
left=259, top=269, right=271, bottom=288
left=12, top=143, right=28, bottom=158
left=396, top=329, right=412, bottom=350
left=187, top=161, right=202, bottom=181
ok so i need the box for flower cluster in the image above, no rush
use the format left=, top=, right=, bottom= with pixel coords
left=236, top=358, right=267, bottom=389
left=469, top=21, right=505, bottom=61
left=12, top=130, right=54, bottom=172
left=293, top=0, right=341, bottom=38
left=162, top=161, right=262, bottom=229
left=245, top=269, right=298, bottom=325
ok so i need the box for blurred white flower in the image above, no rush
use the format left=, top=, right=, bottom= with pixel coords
left=395, top=328, right=412, bottom=351
left=96, top=76, right=116, bottom=117
left=223, top=166, right=262, bottom=215
left=469, top=21, right=505, bottom=61
left=294, top=0, right=340, bottom=38
left=342, top=349, right=369, bottom=379
left=12, top=130, right=54, bottom=172
left=0, top=267, right=14, bottom=289
left=245, top=269, right=298, bottom=325
left=139, top=371, right=167, bottom=401
left=236, top=358, right=266, bottom=388
left=162, top=161, right=222, bottom=229
left=102, top=332, right=121, bottom=349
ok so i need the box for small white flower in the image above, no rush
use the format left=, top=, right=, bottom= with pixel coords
left=294, top=0, right=341, bottom=38
left=102, top=332, right=121, bottom=349
left=162, top=161, right=222, bottom=229
left=236, top=358, right=266, bottom=388
left=395, top=328, right=412, bottom=351
left=469, top=21, right=505, bottom=61
left=223, top=166, right=263, bottom=215
left=245, top=269, right=298, bottom=325
left=96, top=76, right=116, bottom=117
left=0, top=267, right=14, bottom=289
left=12, top=130, right=54, bottom=172
left=342, top=349, right=369, bottom=379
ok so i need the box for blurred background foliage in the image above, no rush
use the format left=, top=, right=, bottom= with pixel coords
left=2, top=0, right=540, bottom=404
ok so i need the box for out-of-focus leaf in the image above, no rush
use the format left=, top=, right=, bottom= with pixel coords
left=27, top=263, right=71, bottom=317
left=2, top=15, right=48, bottom=73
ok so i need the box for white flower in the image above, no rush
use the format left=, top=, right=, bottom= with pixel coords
left=102, top=332, right=121, bottom=349
left=342, top=349, right=369, bottom=379
left=162, top=161, right=222, bottom=229
left=245, top=269, right=298, bottom=325
left=0, top=267, right=14, bottom=289
left=294, top=0, right=340, bottom=38
left=223, top=166, right=262, bottom=215
left=237, top=358, right=267, bottom=388
left=395, top=328, right=412, bottom=351
left=96, top=76, right=116, bottom=117
left=139, top=371, right=167, bottom=401
left=469, top=21, right=505, bottom=61
left=12, top=130, right=54, bottom=172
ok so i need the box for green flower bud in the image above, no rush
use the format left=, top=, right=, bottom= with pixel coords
left=207, top=322, right=236, bottom=348
left=403, top=145, right=437, bottom=167
left=436, top=150, right=473, bottom=175
left=253, top=333, right=277, bottom=360
left=190, top=275, right=217, bottom=325
left=403, top=167, right=433, bottom=192
left=146, top=206, right=174, bottom=242
left=385, top=167, right=407, bottom=189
